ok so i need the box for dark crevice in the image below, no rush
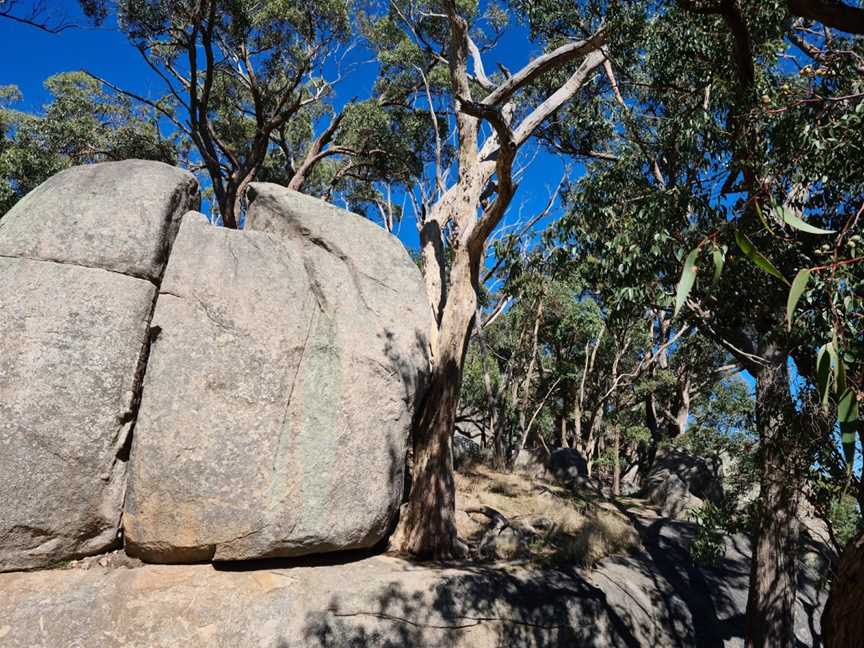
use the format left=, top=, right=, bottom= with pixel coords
left=0, top=252, right=159, bottom=285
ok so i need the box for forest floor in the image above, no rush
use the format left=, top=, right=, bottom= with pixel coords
left=454, top=464, right=642, bottom=566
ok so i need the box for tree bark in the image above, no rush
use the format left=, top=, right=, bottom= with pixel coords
left=744, top=348, right=804, bottom=648
left=822, top=530, right=864, bottom=648
left=612, top=423, right=621, bottom=496
left=390, top=249, right=478, bottom=558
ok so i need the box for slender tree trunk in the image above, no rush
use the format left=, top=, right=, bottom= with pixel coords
left=519, top=298, right=544, bottom=448
left=475, top=305, right=501, bottom=466
left=671, top=374, right=691, bottom=437
left=744, top=347, right=804, bottom=648
left=644, top=391, right=661, bottom=469
left=612, top=423, right=621, bottom=496
left=584, top=408, right=604, bottom=477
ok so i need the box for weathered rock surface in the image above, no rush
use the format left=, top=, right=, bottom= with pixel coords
left=0, top=161, right=198, bottom=573
left=0, top=160, right=199, bottom=282
left=125, top=194, right=431, bottom=562
left=453, top=433, right=484, bottom=471
left=513, top=448, right=550, bottom=480
left=589, top=512, right=825, bottom=648
left=643, top=449, right=723, bottom=518
left=0, top=521, right=826, bottom=648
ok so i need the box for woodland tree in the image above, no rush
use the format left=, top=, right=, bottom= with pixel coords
left=366, top=0, right=608, bottom=557
left=0, top=72, right=176, bottom=215
left=545, top=2, right=862, bottom=645
left=103, top=0, right=426, bottom=228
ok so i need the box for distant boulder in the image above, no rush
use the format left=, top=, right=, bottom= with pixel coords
left=453, top=434, right=484, bottom=471
left=549, top=448, right=589, bottom=483
left=513, top=448, right=550, bottom=480
left=643, top=449, right=723, bottom=518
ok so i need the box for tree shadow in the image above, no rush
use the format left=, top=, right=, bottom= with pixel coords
left=606, top=502, right=825, bottom=648
left=294, top=558, right=642, bottom=648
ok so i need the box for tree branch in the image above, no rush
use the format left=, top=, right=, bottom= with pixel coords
left=482, top=30, right=607, bottom=107
left=788, top=0, right=864, bottom=34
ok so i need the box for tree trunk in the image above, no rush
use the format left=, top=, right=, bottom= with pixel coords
left=744, top=349, right=803, bottom=648
left=390, top=251, right=477, bottom=558
left=584, top=408, right=604, bottom=477
left=672, top=374, right=691, bottom=437
left=220, top=185, right=239, bottom=229
left=612, top=423, right=621, bottom=496
left=519, top=298, right=544, bottom=449
left=822, top=530, right=864, bottom=648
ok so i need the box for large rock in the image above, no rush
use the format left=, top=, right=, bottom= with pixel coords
left=513, top=448, right=550, bottom=479
left=643, top=449, right=724, bottom=519
left=0, top=161, right=199, bottom=572
left=0, top=160, right=199, bottom=282
left=124, top=193, right=431, bottom=563
left=453, top=433, right=484, bottom=471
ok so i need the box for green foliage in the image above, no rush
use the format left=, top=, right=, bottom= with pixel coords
left=828, top=494, right=863, bottom=549
left=688, top=502, right=729, bottom=566
left=0, top=72, right=176, bottom=215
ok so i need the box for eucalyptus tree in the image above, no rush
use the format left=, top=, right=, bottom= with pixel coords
left=547, top=2, right=862, bottom=645
left=0, top=72, right=176, bottom=215
left=0, top=0, right=107, bottom=32
left=362, top=0, right=609, bottom=557
left=102, top=0, right=420, bottom=228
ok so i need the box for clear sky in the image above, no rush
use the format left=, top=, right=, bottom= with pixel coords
left=0, top=0, right=571, bottom=255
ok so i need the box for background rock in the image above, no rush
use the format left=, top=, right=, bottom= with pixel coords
left=549, top=448, right=589, bottom=483
left=453, top=434, right=484, bottom=471
left=642, top=449, right=724, bottom=519
left=125, top=195, right=431, bottom=562
left=513, top=448, right=550, bottom=480
left=0, top=531, right=825, bottom=648
left=0, top=161, right=198, bottom=573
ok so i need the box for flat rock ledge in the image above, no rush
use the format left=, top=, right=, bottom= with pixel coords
left=0, top=516, right=826, bottom=648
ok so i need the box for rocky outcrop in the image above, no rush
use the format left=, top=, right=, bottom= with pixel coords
left=513, top=448, right=589, bottom=485
left=513, top=448, right=550, bottom=479
left=0, top=161, right=198, bottom=572
left=453, top=434, right=484, bottom=471
left=549, top=448, right=589, bottom=483
left=643, top=449, right=723, bottom=518
left=0, top=164, right=429, bottom=571
left=0, top=517, right=826, bottom=648
left=0, top=160, right=198, bottom=281
left=124, top=186, right=431, bottom=563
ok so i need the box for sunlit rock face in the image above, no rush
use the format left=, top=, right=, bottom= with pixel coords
left=0, top=163, right=430, bottom=571
left=123, top=184, right=431, bottom=563
left=0, top=161, right=199, bottom=572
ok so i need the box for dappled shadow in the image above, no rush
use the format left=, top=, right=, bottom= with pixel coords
left=607, top=502, right=825, bottom=648
left=295, top=558, right=642, bottom=648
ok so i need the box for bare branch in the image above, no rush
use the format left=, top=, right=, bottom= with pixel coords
left=512, top=48, right=607, bottom=148
left=482, top=30, right=606, bottom=107
left=82, top=71, right=191, bottom=138
left=466, top=33, right=495, bottom=91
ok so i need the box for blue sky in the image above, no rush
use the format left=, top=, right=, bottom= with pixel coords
left=0, top=0, right=570, bottom=255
